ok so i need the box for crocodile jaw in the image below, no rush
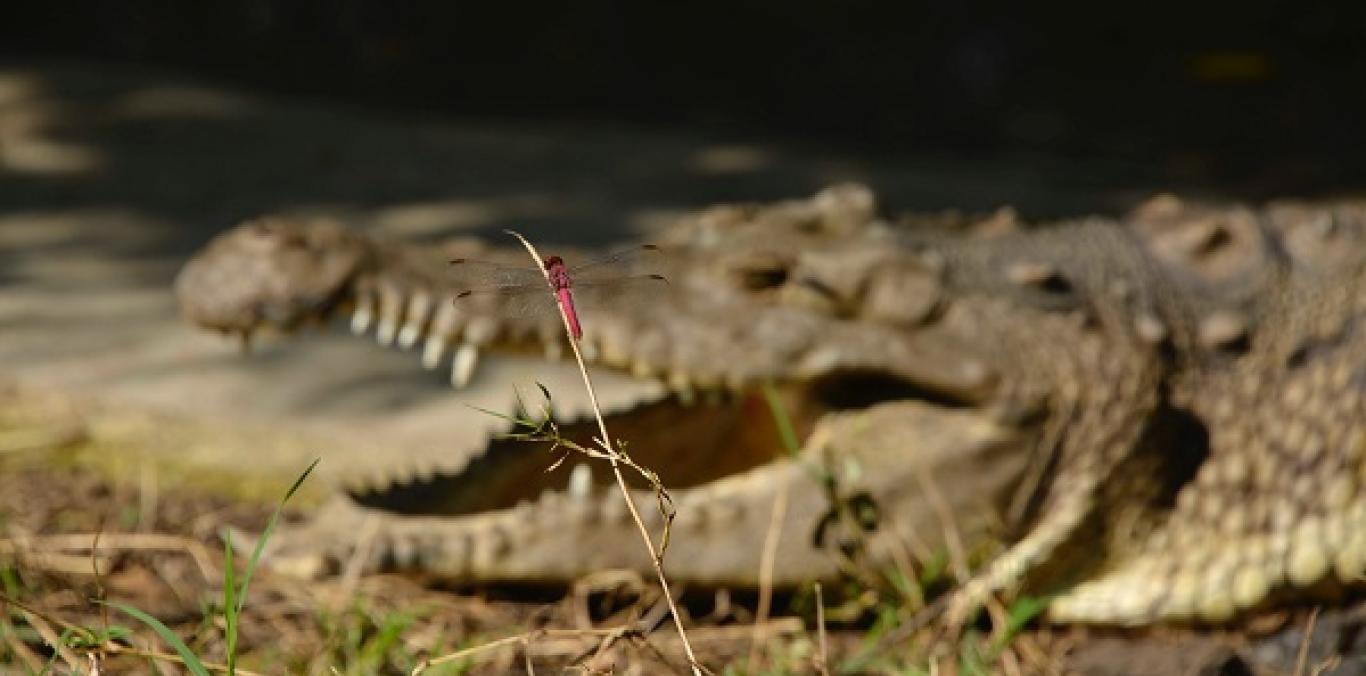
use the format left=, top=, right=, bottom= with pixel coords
left=266, top=401, right=1024, bottom=587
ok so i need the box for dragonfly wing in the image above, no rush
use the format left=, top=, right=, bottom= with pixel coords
left=564, top=244, right=663, bottom=283
left=450, top=285, right=560, bottom=320
left=569, top=274, right=670, bottom=308
left=447, top=258, right=546, bottom=288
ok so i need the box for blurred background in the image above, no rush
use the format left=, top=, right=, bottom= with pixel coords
left=6, top=1, right=1366, bottom=236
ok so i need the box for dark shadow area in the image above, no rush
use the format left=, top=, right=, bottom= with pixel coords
left=6, top=2, right=1366, bottom=195
left=2, top=3, right=1364, bottom=273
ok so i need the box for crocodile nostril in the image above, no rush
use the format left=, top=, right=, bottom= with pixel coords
left=737, top=265, right=789, bottom=291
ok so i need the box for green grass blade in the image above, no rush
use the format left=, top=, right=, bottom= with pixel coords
left=99, top=600, right=211, bottom=676
left=760, top=381, right=800, bottom=455
left=236, top=457, right=319, bottom=616
left=990, top=595, right=1050, bottom=651
left=223, top=529, right=238, bottom=675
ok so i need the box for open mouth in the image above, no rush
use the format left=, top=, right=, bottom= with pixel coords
left=173, top=200, right=1023, bottom=586
left=348, top=363, right=980, bottom=519
left=177, top=226, right=1002, bottom=528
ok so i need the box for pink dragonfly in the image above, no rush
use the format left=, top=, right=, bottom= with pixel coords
left=447, top=244, right=667, bottom=340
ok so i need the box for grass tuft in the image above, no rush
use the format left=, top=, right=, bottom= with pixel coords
left=96, top=457, right=319, bottom=675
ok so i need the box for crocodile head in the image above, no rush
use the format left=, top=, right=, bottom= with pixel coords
left=175, top=216, right=374, bottom=335
left=174, top=185, right=1162, bottom=588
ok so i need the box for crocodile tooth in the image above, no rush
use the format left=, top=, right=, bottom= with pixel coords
left=350, top=285, right=376, bottom=334
left=667, top=371, right=696, bottom=405
left=421, top=333, right=447, bottom=370
left=450, top=342, right=480, bottom=388
left=376, top=283, right=404, bottom=346
left=397, top=291, right=434, bottom=349
left=676, top=387, right=696, bottom=406
left=601, top=338, right=629, bottom=368
left=630, top=359, right=654, bottom=379
left=422, top=301, right=463, bottom=368
left=568, top=463, right=592, bottom=500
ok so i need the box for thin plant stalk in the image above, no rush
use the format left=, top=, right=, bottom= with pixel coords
left=506, top=231, right=702, bottom=676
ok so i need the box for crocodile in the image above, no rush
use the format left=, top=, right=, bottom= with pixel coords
left=175, top=185, right=1366, bottom=626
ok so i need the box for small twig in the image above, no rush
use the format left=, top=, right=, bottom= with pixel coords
left=413, top=629, right=598, bottom=673
left=91, top=526, right=111, bottom=665
left=0, top=591, right=98, bottom=641
left=0, top=613, right=45, bottom=673
left=813, top=582, right=830, bottom=676
left=17, top=607, right=82, bottom=672
left=0, top=532, right=222, bottom=581
left=999, top=646, right=1025, bottom=676
left=105, top=643, right=270, bottom=676
left=915, top=467, right=969, bottom=584
left=1294, top=606, right=1322, bottom=676
left=0, top=548, right=113, bottom=576
left=1311, top=655, right=1342, bottom=676
left=0, top=589, right=269, bottom=675
left=748, top=476, right=790, bottom=670
left=507, top=230, right=702, bottom=675
left=330, top=514, right=380, bottom=613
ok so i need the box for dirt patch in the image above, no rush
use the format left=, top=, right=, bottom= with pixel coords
left=0, top=465, right=830, bottom=673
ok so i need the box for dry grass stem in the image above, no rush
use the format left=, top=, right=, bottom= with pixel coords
left=413, top=628, right=610, bottom=673
left=0, top=532, right=221, bottom=581
left=1311, top=655, right=1342, bottom=676
left=17, top=607, right=81, bottom=672
left=813, top=581, right=829, bottom=676
left=0, top=613, right=45, bottom=674
left=507, top=230, right=702, bottom=675
left=101, top=643, right=269, bottom=676
left=748, top=475, right=790, bottom=670
left=330, top=513, right=380, bottom=612
left=914, top=468, right=969, bottom=584
left=1000, top=646, right=1024, bottom=676
left=3, top=548, right=112, bottom=576
left=414, top=621, right=805, bottom=672
left=1294, top=606, right=1321, bottom=676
